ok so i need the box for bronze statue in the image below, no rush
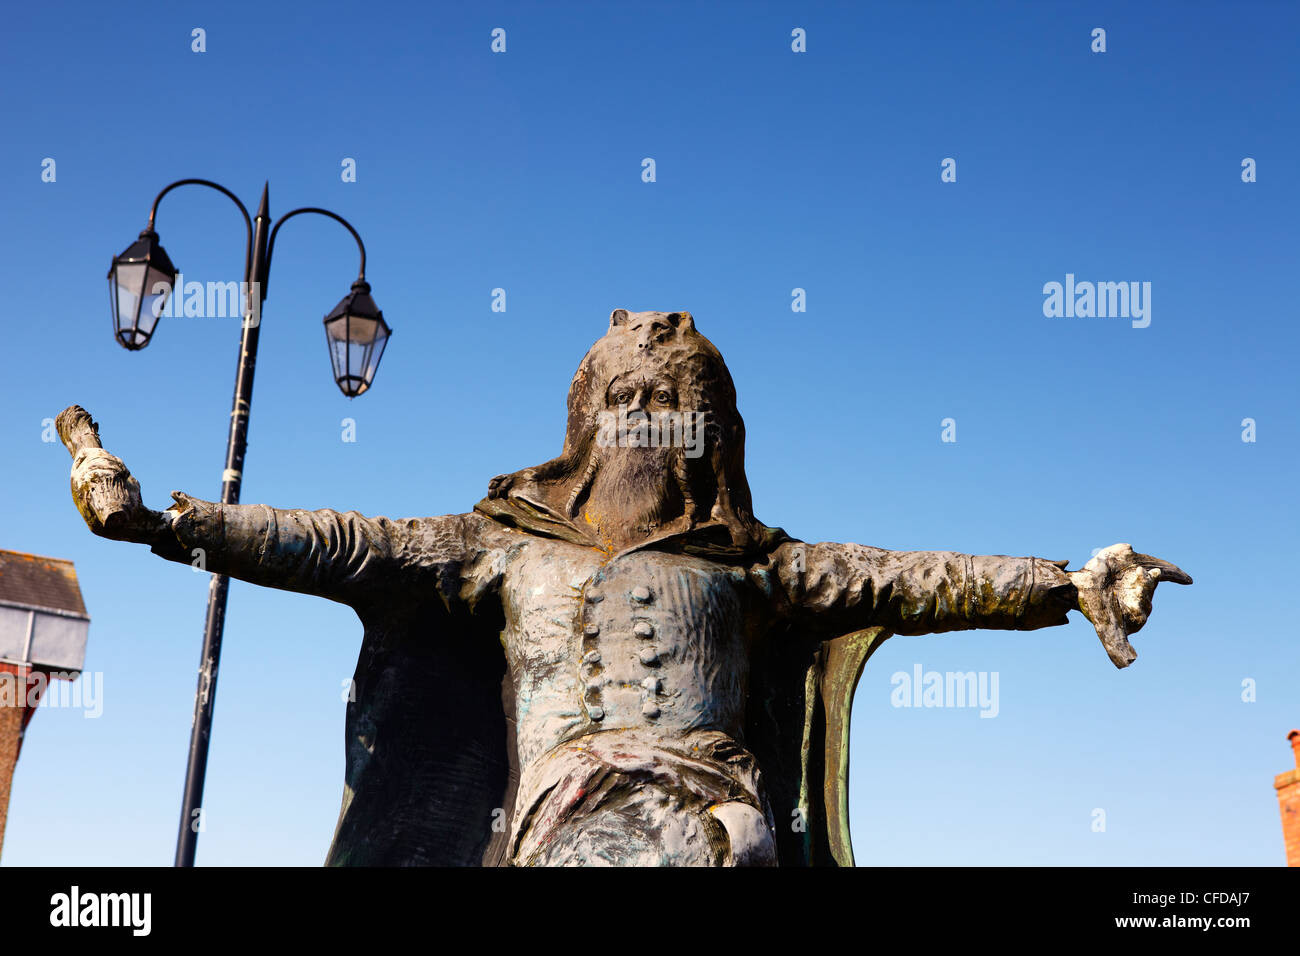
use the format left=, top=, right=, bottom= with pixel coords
left=63, top=309, right=1191, bottom=866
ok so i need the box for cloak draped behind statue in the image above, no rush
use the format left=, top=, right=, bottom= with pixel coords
left=323, top=311, right=889, bottom=866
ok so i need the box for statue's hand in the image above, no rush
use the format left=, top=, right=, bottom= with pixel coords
left=1067, top=543, right=1192, bottom=668
left=487, top=468, right=537, bottom=499
left=69, top=447, right=167, bottom=544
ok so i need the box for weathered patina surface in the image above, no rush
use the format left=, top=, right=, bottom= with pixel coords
left=62, top=309, right=1190, bottom=866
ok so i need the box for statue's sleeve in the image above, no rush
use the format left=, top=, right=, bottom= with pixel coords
left=767, top=541, right=1077, bottom=636
left=149, top=492, right=510, bottom=609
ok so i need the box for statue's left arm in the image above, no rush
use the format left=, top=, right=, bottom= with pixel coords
left=765, top=540, right=1190, bottom=667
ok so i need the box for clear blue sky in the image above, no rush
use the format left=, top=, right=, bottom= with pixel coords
left=2, top=0, right=1295, bottom=866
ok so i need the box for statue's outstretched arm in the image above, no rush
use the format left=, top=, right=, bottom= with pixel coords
left=766, top=540, right=1190, bottom=668
left=769, top=541, right=1076, bottom=634
left=155, top=492, right=468, bottom=606
left=62, top=407, right=508, bottom=608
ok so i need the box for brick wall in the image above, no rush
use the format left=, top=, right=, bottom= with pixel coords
left=0, top=663, right=32, bottom=860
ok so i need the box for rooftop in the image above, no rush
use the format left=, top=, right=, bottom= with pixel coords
left=0, top=550, right=88, bottom=618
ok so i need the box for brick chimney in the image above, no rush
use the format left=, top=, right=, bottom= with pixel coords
left=1277, top=730, right=1300, bottom=867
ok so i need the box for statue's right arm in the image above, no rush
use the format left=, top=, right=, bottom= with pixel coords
left=68, top=447, right=512, bottom=609
left=153, top=492, right=511, bottom=608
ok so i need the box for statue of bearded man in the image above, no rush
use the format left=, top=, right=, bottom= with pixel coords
left=66, top=309, right=1190, bottom=866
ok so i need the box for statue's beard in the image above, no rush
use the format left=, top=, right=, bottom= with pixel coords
left=578, top=445, right=683, bottom=550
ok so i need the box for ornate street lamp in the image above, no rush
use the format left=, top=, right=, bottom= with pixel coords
left=324, top=281, right=391, bottom=397
left=106, top=179, right=392, bottom=866
left=265, top=205, right=389, bottom=399
left=107, top=229, right=178, bottom=350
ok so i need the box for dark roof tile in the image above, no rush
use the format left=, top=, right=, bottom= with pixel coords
left=0, top=550, right=88, bottom=617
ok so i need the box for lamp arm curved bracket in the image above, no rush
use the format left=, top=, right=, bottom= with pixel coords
left=146, top=179, right=254, bottom=282
left=264, top=208, right=367, bottom=300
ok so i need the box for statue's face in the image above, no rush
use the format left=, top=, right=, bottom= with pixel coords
left=599, top=363, right=703, bottom=462
left=576, top=366, right=695, bottom=549
left=607, top=372, right=679, bottom=414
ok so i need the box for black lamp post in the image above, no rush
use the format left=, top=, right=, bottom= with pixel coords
left=107, top=179, right=392, bottom=866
